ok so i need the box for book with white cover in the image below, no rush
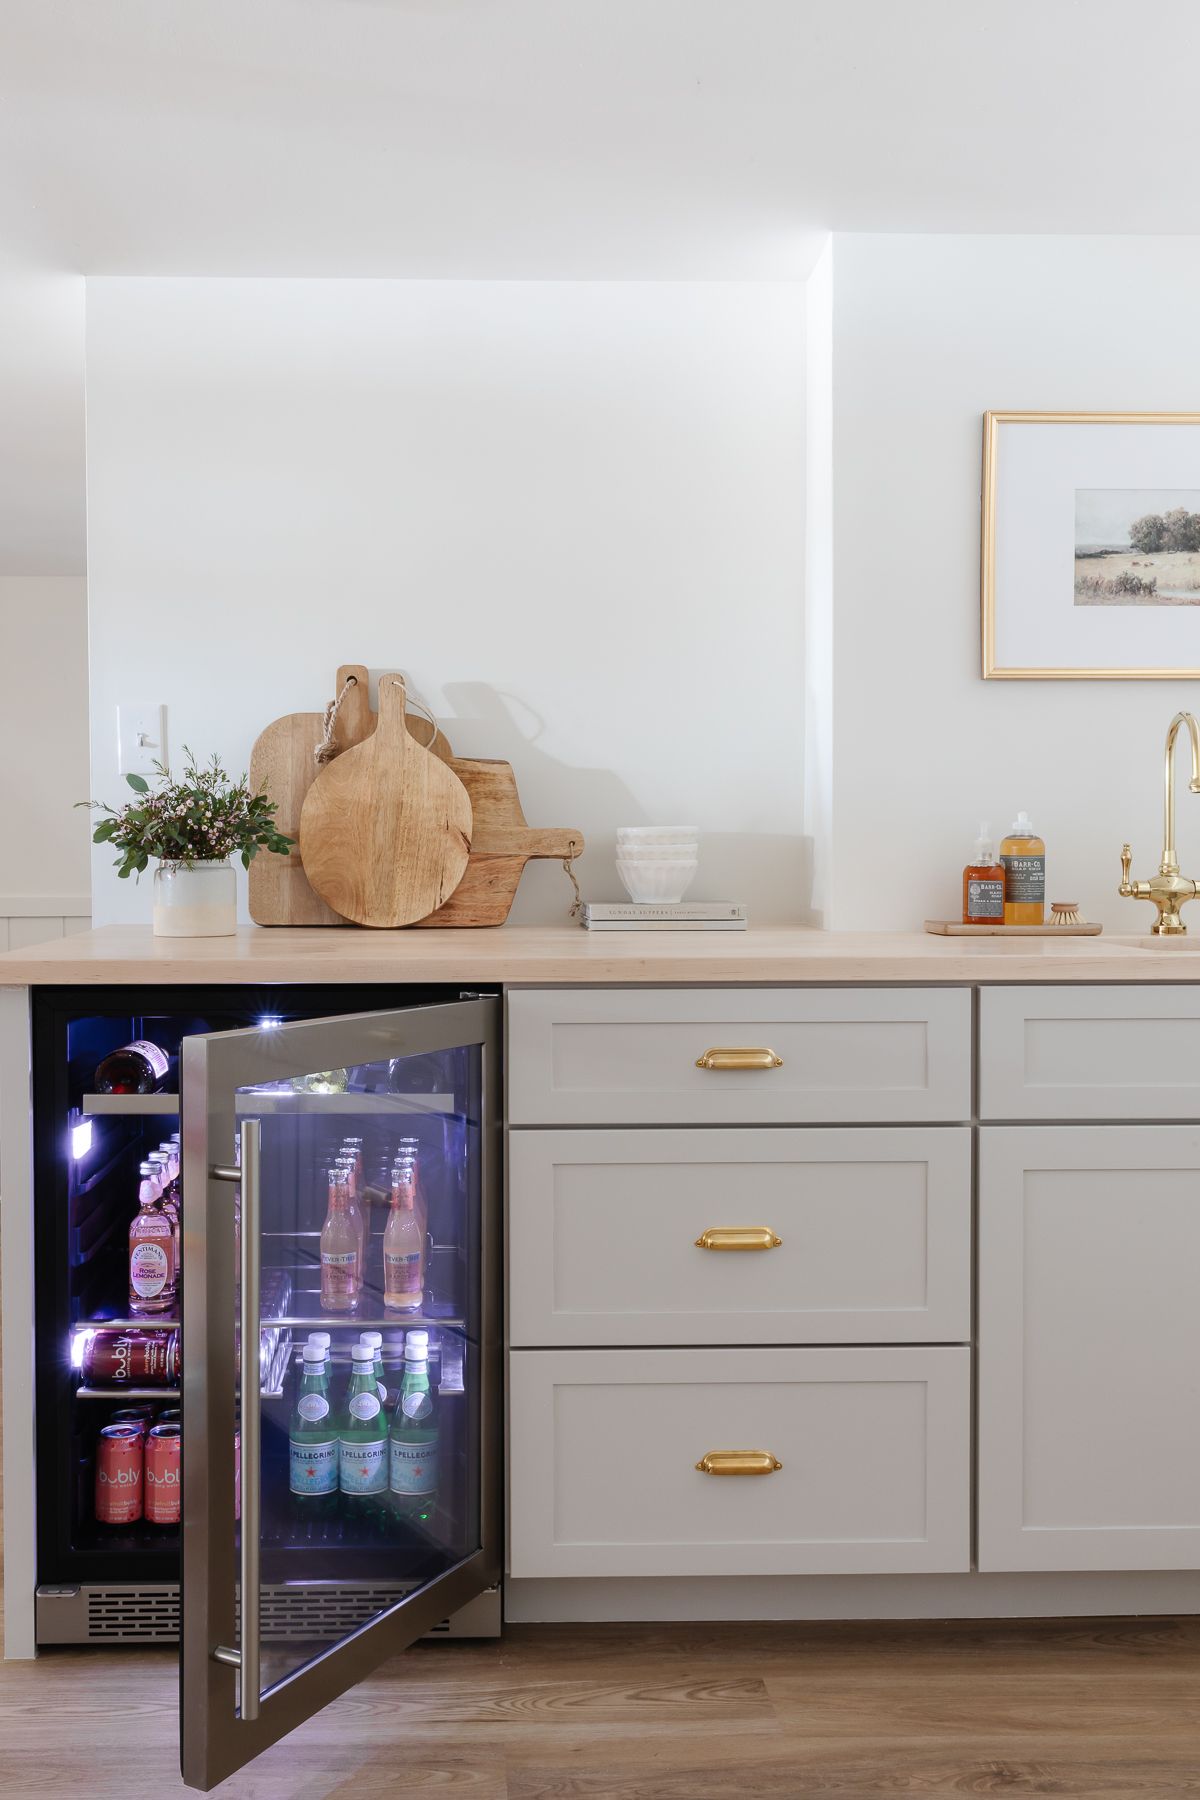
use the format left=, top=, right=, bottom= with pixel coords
left=582, top=918, right=748, bottom=931
left=583, top=902, right=746, bottom=923
left=581, top=901, right=747, bottom=931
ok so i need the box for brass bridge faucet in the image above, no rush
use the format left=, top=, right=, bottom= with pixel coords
left=1119, top=710, right=1200, bottom=934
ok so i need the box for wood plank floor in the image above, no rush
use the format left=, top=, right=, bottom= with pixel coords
left=2, top=1616, right=1200, bottom=1797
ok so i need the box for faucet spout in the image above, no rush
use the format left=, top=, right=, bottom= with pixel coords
left=1162, top=711, right=1200, bottom=873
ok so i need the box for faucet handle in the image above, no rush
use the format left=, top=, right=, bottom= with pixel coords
left=1120, top=843, right=1135, bottom=896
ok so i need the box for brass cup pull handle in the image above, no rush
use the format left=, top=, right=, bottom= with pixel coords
left=695, top=1226, right=783, bottom=1252
left=695, top=1047, right=783, bottom=1071
left=695, top=1450, right=783, bottom=1477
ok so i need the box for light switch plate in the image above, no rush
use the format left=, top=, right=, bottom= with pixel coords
left=117, top=703, right=167, bottom=777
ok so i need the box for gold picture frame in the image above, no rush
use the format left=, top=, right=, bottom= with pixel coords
left=981, top=409, right=1200, bottom=680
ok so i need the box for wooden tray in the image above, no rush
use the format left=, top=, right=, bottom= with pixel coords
left=925, top=920, right=1102, bottom=937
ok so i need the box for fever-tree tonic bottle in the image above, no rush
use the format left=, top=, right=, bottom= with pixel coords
left=290, top=1343, right=339, bottom=1519
left=339, top=1344, right=389, bottom=1523
left=389, top=1330, right=439, bottom=1525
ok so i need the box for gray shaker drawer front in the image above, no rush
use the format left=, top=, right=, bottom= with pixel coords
left=980, top=986, right=1200, bottom=1119
left=507, top=988, right=972, bottom=1125
left=508, top=1346, right=971, bottom=1578
left=508, top=1127, right=971, bottom=1345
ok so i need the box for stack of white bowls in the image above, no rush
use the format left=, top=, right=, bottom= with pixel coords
left=615, top=826, right=700, bottom=904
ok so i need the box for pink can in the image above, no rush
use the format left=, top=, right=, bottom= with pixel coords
left=95, top=1424, right=143, bottom=1525
left=144, top=1422, right=181, bottom=1526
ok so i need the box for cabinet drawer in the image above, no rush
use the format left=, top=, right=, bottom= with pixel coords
left=508, top=1127, right=970, bottom=1346
left=508, top=1346, right=970, bottom=1577
left=981, top=986, right=1200, bottom=1120
left=507, top=988, right=972, bottom=1125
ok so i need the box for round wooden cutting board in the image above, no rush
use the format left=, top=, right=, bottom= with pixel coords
left=299, top=675, right=472, bottom=927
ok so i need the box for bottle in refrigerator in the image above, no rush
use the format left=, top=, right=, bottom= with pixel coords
left=389, top=1330, right=438, bottom=1522
left=320, top=1168, right=360, bottom=1313
left=289, top=1344, right=339, bottom=1514
left=129, top=1170, right=175, bottom=1315
left=339, top=1344, right=389, bottom=1511
left=94, top=1038, right=171, bottom=1095
left=383, top=1167, right=425, bottom=1312
left=334, top=1151, right=367, bottom=1269
left=358, top=1330, right=387, bottom=1405
left=381, top=1331, right=406, bottom=1411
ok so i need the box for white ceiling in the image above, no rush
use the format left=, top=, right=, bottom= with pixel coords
left=4, top=0, right=1200, bottom=570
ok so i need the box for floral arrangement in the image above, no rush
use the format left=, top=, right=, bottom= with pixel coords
left=82, top=749, right=294, bottom=880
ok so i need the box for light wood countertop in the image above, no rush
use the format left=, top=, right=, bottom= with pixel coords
left=0, top=922, right=1198, bottom=985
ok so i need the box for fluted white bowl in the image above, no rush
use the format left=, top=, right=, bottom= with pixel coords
left=616, top=826, right=700, bottom=845
left=613, top=845, right=698, bottom=861
left=616, top=858, right=699, bottom=904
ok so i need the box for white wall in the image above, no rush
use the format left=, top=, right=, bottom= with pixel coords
left=85, top=279, right=805, bottom=927
left=0, top=575, right=91, bottom=946
left=830, top=236, right=1200, bottom=932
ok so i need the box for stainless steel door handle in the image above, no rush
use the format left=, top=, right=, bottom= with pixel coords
left=211, top=1120, right=261, bottom=1721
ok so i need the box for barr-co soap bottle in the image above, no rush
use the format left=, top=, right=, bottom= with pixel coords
left=962, top=824, right=1005, bottom=925
left=1000, top=810, right=1046, bottom=925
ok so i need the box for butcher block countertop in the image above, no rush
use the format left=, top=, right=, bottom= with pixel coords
left=0, top=922, right=1199, bottom=985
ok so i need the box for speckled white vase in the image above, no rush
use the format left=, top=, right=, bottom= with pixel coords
left=153, top=860, right=237, bottom=937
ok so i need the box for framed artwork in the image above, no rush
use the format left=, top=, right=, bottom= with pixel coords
left=981, top=410, right=1200, bottom=679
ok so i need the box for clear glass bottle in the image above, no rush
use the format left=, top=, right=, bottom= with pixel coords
left=129, top=1168, right=175, bottom=1316
left=383, top=1167, right=425, bottom=1313
left=320, top=1169, right=360, bottom=1313
left=389, top=1330, right=438, bottom=1523
left=1000, top=809, right=1046, bottom=926
left=289, top=1343, right=339, bottom=1519
left=335, top=1151, right=367, bottom=1272
left=962, top=823, right=1006, bottom=925
left=339, top=1344, right=389, bottom=1516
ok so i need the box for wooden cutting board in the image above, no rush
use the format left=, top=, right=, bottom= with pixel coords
left=924, top=919, right=1102, bottom=936
left=248, top=667, right=454, bottom=925
left=415, top=758, right=584, bottom=927
left=300, top=675, right=473, bottom=927
left=248, top=664, right=375, bottom=926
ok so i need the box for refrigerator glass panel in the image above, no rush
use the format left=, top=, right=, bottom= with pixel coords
left=235, top=1046, right=483, bottom=1704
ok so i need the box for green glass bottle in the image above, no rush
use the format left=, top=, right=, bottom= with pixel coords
left=389, top=1330, right=438, bottom=1525
left=289, top=1343, right=339, bottom=1519
left=358, top=1331, right=387, bottom=1408
left=339, top=1344, right=389, bottom=1522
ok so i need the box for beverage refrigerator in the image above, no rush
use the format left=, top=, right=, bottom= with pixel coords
left=12, top=983, right=501, bottom=1791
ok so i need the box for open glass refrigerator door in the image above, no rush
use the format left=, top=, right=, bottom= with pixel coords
left=180, top=997, right=500, bottom=1791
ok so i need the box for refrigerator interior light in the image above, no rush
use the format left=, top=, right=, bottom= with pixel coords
left=258, top=1015, right=283, bottom=1030
left=70, top=1119, right=93, bottom=1160
left=70, top=1327, right=95, bottom=1371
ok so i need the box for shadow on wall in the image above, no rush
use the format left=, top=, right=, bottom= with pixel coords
left=422, top=680, right=812, bottom=923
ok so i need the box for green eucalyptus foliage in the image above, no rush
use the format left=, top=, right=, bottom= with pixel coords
left=80, top=749, right=294, bottom=880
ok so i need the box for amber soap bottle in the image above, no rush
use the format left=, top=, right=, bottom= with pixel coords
left=1000, top=810, right=1046, bottom=925
left=962, top=824, right=1006, bottom=925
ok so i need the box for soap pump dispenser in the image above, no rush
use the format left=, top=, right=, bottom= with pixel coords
left=1000, top=810, right=1046, bottom=926
left=963, top=824, right=1005, bottom=925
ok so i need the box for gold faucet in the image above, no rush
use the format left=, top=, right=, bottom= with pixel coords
left=1119, top=710, right=1200, bottom=934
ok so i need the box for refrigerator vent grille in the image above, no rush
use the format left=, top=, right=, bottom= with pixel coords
left=258, top=1585, right=415, bottom=1640
left=87, top=1587, right=179, bottom=1641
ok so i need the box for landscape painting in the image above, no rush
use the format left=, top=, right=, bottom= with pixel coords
left=1075, top=488, right=1200, bottom=605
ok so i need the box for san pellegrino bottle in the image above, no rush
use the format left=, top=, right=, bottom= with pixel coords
left=320, top=1169, right=360, bottom=1312
left=290, top=1343, right=339, bottom=1515
left=383, top=1166, right=425, bottom=1312
left=358, top=1331, right=387, bottom=1407
left=381, top=1331, right=406, bottom=1414
left=389, top=1330, right=438, bottom=1522
left=339, top=1344, right=389, bottom=1510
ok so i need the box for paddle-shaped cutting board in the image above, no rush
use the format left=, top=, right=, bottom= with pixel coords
left=300, top=675, right=473, bottom=927
left=248, top=667, right=455, bottom=925
left=248, top=663, right=375, bottom=927
left=415, top=758, right=584, bottom=927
